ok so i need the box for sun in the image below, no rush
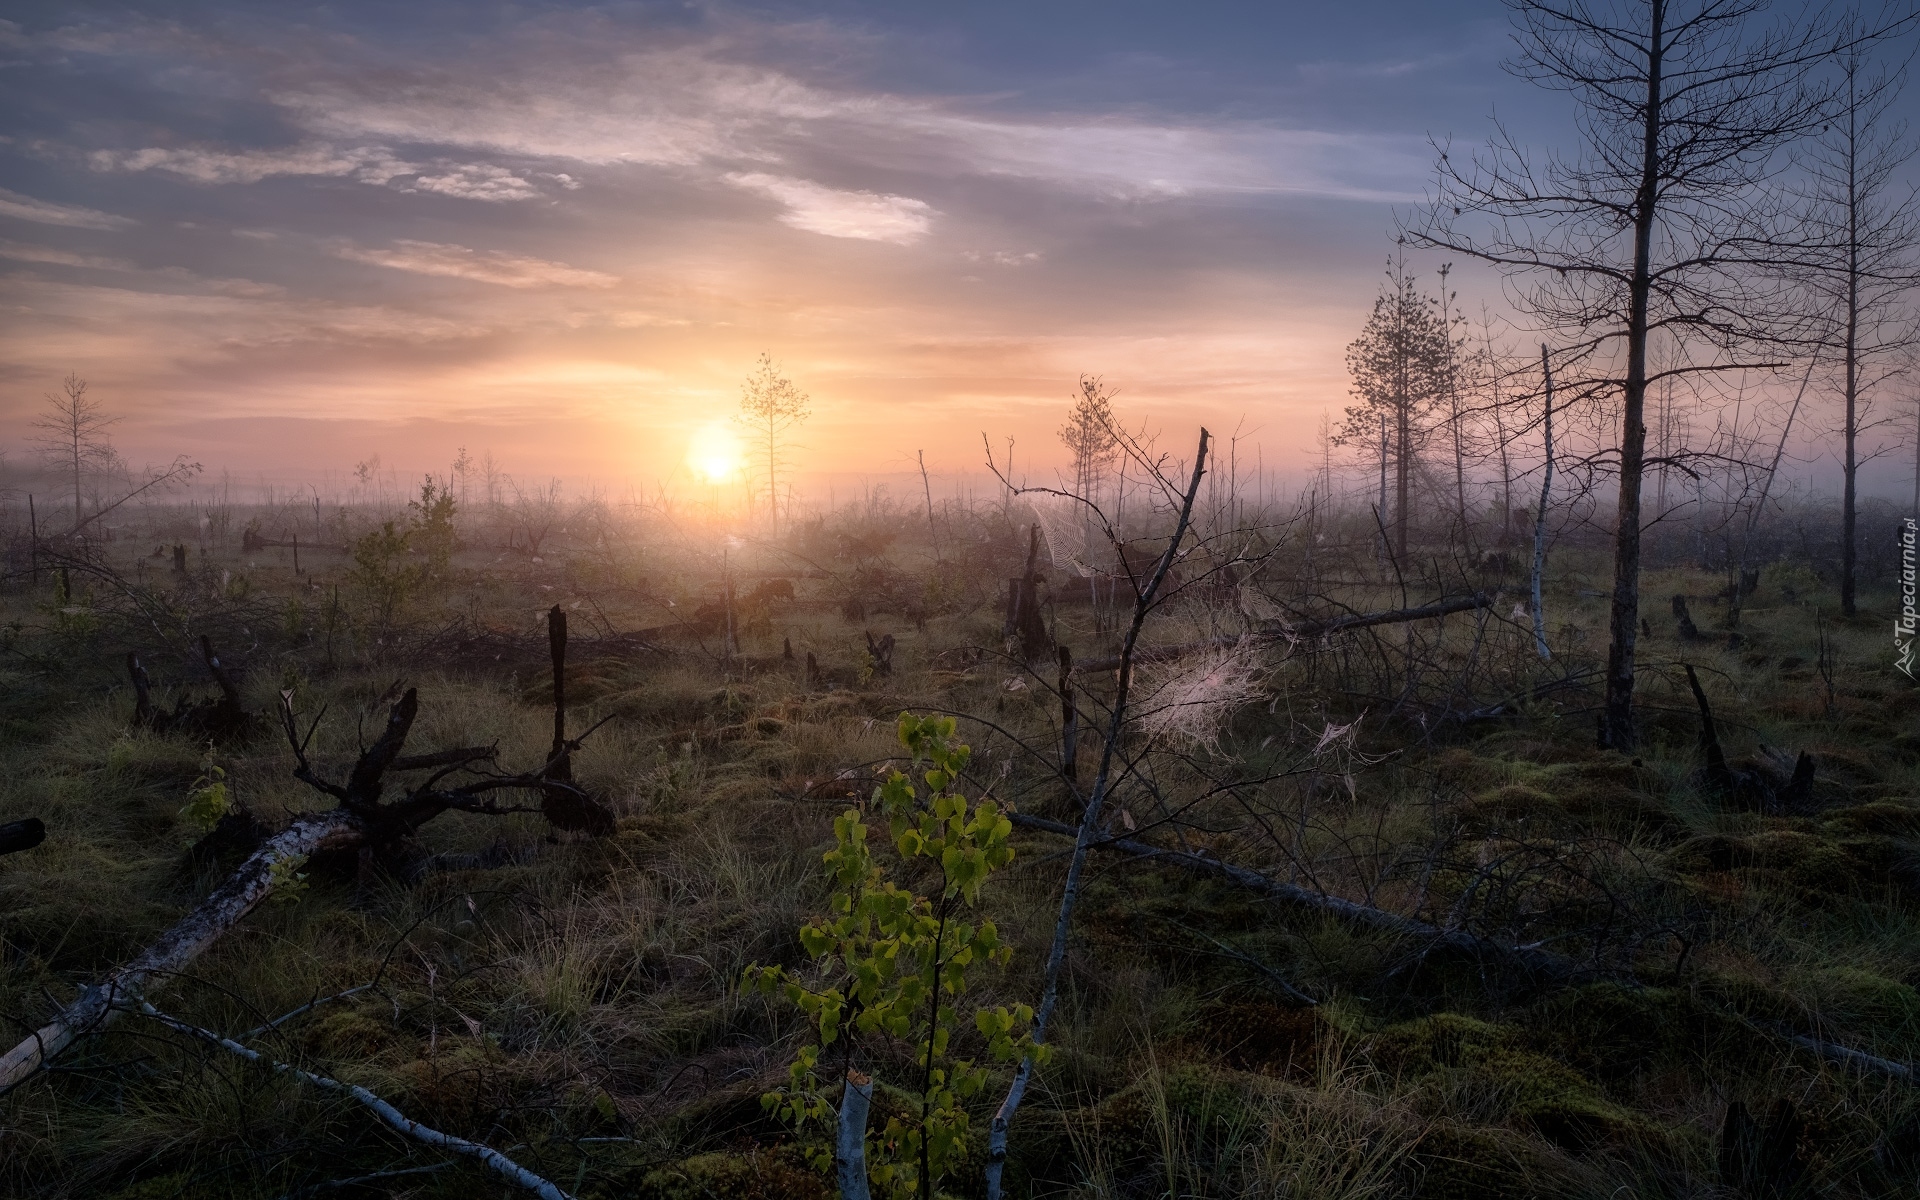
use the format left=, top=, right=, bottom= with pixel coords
left=687, top=422, right=743, bottom=484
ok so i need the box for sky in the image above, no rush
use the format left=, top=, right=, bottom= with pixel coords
left=0, top=1, right=1904, bottom=500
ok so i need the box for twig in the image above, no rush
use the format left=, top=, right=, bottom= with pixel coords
left=129, top=1002, right=573, bottom=1199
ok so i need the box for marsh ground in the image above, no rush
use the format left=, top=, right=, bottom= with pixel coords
left=1, top=502, right=1917, bottom=1199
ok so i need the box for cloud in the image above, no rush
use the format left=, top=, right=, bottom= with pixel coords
left=0, top=187, right=135, bottom=229
left=276, top=50, right=841, bottom=168
left=90, top=142, right=399, bottom=184
left=266, top=38, right=1426, bottom=204
left=921, top=119, right=1425, bottom=202
left=87, top=142, right=546, bottom=202
left=725, top=174, right=934, bottom=243
left=0, top=239, right=133, bottom=269
left=964, top=250, right=1043, bottom=267
left=334, top=240, right=617, bottom=288
left=404, top=162, right=543, bottom=202
left=0, top=241, right=284, bottom=297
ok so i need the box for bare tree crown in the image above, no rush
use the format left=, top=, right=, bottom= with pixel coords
left=737, top=352, right=810, bottom=533
left=34, top=372, right=120, bottom=524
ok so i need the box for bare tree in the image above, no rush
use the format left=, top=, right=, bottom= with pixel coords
left=737, top=352, right=810, bottom=537
left=507, top=477, right=564, bottom=555
left=1532, top=345, right=1558, bottom=659
left=33, top=373, right=119, bottom=530
left=1437, top=263, right=1472, bottom=531
left=1414, top=0, right=1903, bottom=748
left=1798, top=32, right=1920, bottom=616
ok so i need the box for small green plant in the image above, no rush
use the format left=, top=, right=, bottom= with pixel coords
left=282, top=596, right=308, bottom=643
left=747, top=713, right=1041, bottom=1200
left=179, top=750, right=231, bottom=836
left=348, top=520, right=425, bottom=625
left=349, top=478, right=458, bottom=624
left=44, top=567, right=97, bottom=636
left=267, top=853, right=309, bottom=904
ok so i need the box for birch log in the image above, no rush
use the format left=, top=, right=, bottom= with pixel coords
left=0, top=809, right=366, bottom=1092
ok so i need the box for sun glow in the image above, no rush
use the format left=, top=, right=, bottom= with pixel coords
left=687, top=422, right=743, bottom=484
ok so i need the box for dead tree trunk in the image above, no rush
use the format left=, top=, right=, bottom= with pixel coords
left=1672, top=594, right=1704, bottom=641
left=127, top=653, right=154, bottom=727
left=1531, top=344, right=1555, bottom=660
left=541, top=606, right=614, bottom=836
left=1057, top=645, right=1078, bottom=789
left=864, top=630, right=895, bottom=676
left=1004, top=524, right=1053, bottom=662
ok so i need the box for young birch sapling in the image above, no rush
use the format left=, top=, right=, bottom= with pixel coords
left=747, top=713, right=1043, bottom=1200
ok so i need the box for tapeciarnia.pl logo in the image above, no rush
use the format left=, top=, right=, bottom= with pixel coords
left=1899, top=517, right=1917, bottom=678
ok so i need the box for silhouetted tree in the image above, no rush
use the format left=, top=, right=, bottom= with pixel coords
left=33, top=373, right=118, bottom=530
left=737, top=352, right=810, bottom=537
left=1414, top=0, right=1906, bottom=748
left=1340, top=251, right=1451, bottom=562
left=1798, top=31, right=1920, bottom=616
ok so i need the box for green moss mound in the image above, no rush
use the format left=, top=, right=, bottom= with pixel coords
left=1413, top=1121, right=1572, bottom=1200
left=1444, top=749, right=1678, bottom=837
left=1371, top=1013, right=1662, bottom=1151
left=631, top=1149, right=830, bottom=1200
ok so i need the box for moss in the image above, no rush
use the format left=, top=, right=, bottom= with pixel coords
left=1057, top=1062, right=1283, bottom=1174
left=1802, top=966, right=1920, bottom=1044
left=1691, top=972, right=1806, bottom=1033
left=300, top=1007, right=393, bottom=1059
left=1370, top=1012, right=1527, bottom=1073
left=631, top=1149, right=830, bottom=1200
left=1666, top=828, right=1905, bottom=903
left=1192, top=997, right=1321, bottom=1075
left=1820, top=801, right=1920, bottom=838
left=1457, top=784, right=1563, bottom=830
left=1412, top=1121, right=1571, bottom=1200
left=101, top=1171, right=201, bottom=1200
left=1473, top=1046, right=1650, bottom=1150
left=392, top=1038, right=507, bottom=1123
left=1535, top=759, right=1678, bottom=835
left=1545, top=983, right=1701, bottom=1081
left=1372, top=1013, right=1658, bottom=1151
left=1431, top=747, right=1507, bottom=792
left=1450, top=754, right=1677, bottom=837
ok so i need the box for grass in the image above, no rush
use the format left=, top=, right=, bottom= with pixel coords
left=1, top=496, right=1918, bottom=1198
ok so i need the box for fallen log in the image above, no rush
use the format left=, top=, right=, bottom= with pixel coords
left=1005, top=810, right=1583, bottom=985
left=0, top=817, right=48, bottom=857
left=1073, top=592, right=1494, bottom=675
left=0, top=808, right=366, bottom=1092
left=1786, top=1030, right=1914, bottom=1082
left=240, top=529, right=345, bottom=553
